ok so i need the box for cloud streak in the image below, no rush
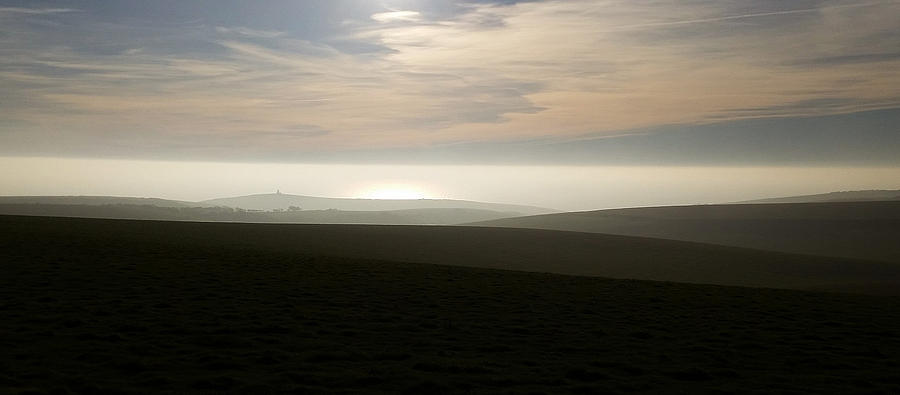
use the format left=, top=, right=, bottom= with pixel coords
left=603, top=1, right=895, bottom=31
left=1, top=0, right=899, bottom=162
left=371, top=10, right=422, bottom=23
left=0, top=7, right=78, bottom=15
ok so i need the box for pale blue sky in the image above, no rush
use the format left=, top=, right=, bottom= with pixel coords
left=2, top=0, right=899, bottom=165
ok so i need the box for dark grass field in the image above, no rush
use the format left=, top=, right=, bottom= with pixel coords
left=4, top=215, right=900, bottom=293
left=2, top=216, right=900, bottom=393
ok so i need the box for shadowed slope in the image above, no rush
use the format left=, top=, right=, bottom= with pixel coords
left=470, top=201, right=900, bottom=264
left=738, top=189, right=900, bottom=204
left=2, top=215, right=899, bottom=393
left=3, top=215, right=899, bottom=293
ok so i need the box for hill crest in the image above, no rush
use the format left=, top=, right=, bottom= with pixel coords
left=201, top=192, right=556, bottom=215
left=738, top=189, right=900, bottom=204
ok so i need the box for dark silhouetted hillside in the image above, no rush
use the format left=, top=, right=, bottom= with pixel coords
left=738, top=189, right=900, bottom=204
left=201, top=192, right=556, bottom=214
left=4, top=215, right=899, bottom=293
left=0, top=204, right=520, bottom=225
left=268, top=207, right=521, bottom=224
left=2, top=215, right=899, bottom=393
left=470, top=201, right=900, bottom=263
left=0, top=195, right=203, bottom=207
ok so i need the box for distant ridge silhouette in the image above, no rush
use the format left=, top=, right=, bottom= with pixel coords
left=200, top=192, right=557, bottom=214
left=737, top=189, right=900, bottom=204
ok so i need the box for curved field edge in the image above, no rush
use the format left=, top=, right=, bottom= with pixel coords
left=468, top=201, right=900, bottom=264
left=1, top=215, right=899, bottom=393
left=3, top=214, right=899, bottom=293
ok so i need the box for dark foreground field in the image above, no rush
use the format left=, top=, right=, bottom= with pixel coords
left=2, top=216, right=900, bottom=393
left=4, top=215, right=900, bottom=293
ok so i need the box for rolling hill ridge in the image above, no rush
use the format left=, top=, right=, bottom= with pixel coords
left=0, top=204, right=520, bottom=225
left=5, top=214, right=899, bottom=293
left=201, top=192, right=556, bottom=214
left=738, top=189, right=900, bottom=204
left=469, top=201, right=900, bottom=263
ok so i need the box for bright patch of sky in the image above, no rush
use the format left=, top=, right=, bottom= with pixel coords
left=1, top=0, right=899, bottom=164
left=2, top=157, right=899, bottom=210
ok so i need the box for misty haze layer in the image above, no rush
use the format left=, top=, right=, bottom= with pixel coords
left=2, top=157, right=898, bottom=210
left=2, top=1, right=899, bottom=205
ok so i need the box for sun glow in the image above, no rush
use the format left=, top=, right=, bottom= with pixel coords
left=360, top=185, right=428, bottom=200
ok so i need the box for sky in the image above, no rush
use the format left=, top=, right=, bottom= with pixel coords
left=1, top=0, right=899, bottom=208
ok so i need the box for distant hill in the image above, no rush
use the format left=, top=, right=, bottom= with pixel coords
left=738, top=189, right=900, bottom=204
left=266, top=207, right=521, bottom=225
left=0, top=195, right=203, bottom=207
left=4, top=214, right=900, bottom=293
left=0, top=204, right=522, bottom=225
left=469, top=201, right=900, bottom=263
left=0, top=193, right=556, bottom=223
left=0, top=204, right=520, bottom=225
left=201, top=192, right=556, bottom=215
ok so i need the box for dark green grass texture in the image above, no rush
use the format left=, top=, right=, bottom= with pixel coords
left=1, top=216, right=899, bottom=394
left=4, top=215, right=900, bottom=293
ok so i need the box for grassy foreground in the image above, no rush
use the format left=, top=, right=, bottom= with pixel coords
left=4, top=215, right=900, bottom=293
left=1, top=215, right=899, bottom=394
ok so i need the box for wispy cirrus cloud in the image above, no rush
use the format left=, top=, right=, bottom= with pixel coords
left=1, top=0, right=899, bottom=163
left=600, top=1, right=892, bottom=32
left=371, top=10, right=422, bottom=23
left=214, top=26, right=286, bottom=39
left=0, top=6, right=78, bottom=15
left=353, top=0, right=900, bottom=140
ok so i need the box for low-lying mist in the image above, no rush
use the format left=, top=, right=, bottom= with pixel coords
left=1, top=157, right=898, bottom=211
